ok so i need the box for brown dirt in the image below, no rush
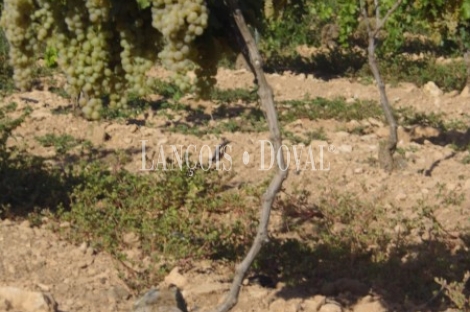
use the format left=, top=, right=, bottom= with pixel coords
left=1, top=66, right=470, bottom=312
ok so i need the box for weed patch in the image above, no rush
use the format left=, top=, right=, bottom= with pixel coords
left=279, top=97, right=383, bottom=123
left=56, top=160, right=258, bottom=290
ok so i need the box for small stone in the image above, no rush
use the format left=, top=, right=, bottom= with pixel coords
left=338, top=145, right=353, bottom=153
left=319, top=303, right=343, bottom=312
left=354, top=168, right=363, bottom=174
left=395, top=193, right=407, bottom=201
left=134, top=286, right=189, bottom=312
left=335, top=131, right=350, bottom=138
left=108, top=286, right=131, bottom=302
left=397, top=126, right=411, bottom=143
left=290, top=119, right=303, bottom=128
left=0, top=287, right=57, bottom=312
left=123, top=232, right=140, bottom=247
left=164, top=267, right=188, bottom=289
left=85, top=246, right=95, bottom=257
left=376, top=127, right=389, bottom=138
left=128, top=124, right=139, bottom=133
left=297, top=73, right=306, bottom=81
left=394, top=224, right=405, bottom=234
left=36, top=284, right=51, bottom=292
left=19, top=220, right=31, bottom=228
left=447, top=90, right=459, bottom=97
left=269, top=299, right=287, bottom=312
left=460, top=85, right=470, bottom=98
left=411, top=126, right=440, bottom=140
left=346, top=120, right=361, bottom=132
left=88, top=125, right=109, bottom=145
left=360, top=134, right=377, bottom=142
left=368, top=118, right=383, bottom=127
left=78, top=242, right=88, bottom=254
left=423, top=81, right=443, bottom=97
left=303, top=295, right=326, bottom=312
left=31, top=110, right=52, bottom=121
left=157, top=137, right=168, bottom=145
left=59, top=221, right=70, bottom=228
left=77, top=254, right=94, bottom=269
left=353, top=300, right=387, bottom=312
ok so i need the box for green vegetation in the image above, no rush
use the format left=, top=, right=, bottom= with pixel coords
left=252, top=184, right=470, bottom=305
left=0, top=103, right=76, bottom=218
left=0, top=29, right=13, bottom=95
left=279, top=97, right=383, bottom=123
left=36, top=133, right=84, bottom=155
left=57, top=160, right=257, bottom=289
left=2, top=0, right=470, bottom=309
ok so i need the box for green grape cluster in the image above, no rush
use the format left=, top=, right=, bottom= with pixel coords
left=0, top=0, right=223, bottom=119
left=151, top=0, right=209, bottom=92
left=1, top=0, right=164, bottom=120
left=1, top=0, right=39, bottom=90
left=53, top=0, right=115, bottom=119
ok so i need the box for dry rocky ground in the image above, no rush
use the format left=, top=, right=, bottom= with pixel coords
left=1, top=66, right=470, bottom=312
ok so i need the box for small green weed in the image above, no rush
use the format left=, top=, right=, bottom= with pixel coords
left=254, top=182, right=469, bottom=306
left=209, top=87, right=258, bottom=103
left=279, top=97, right=383, bottom=123
left=399, top=110, right=446, bottom=130
left=397, top=107, right=468, bottom=133
left=35, top=133, right=82, bottom=155
left=0, top=102, right=76, bottom=218
left=49, top=86, right=71, bottom=100
left=462, top=154, right=470, bottom=165
left=306, top=127, right=328, bottom=141
left=282, top=128, right=328, bottom=145
left=58, top=159, right=258, bottom=291
left=152, top=79, right=184, bottom=100
left=435, top=272, right=470, bottom=310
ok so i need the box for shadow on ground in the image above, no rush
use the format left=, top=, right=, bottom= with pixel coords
left=242, top=198, right=470, bottom=312
left=413, top=128, right=470, bottom=150
left=0, top=143, right=142, bottom=219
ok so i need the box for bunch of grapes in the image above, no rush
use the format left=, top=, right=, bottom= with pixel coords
left=0, top=0, right=216, bottom=119
left=151, top=0, right=209, bottom=92
left=1, top=0, right=40, bottom=90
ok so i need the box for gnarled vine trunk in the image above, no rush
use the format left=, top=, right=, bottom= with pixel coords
left=210, top=1, right=288, bottom=311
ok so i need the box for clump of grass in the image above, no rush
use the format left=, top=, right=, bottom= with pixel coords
left=36, top=133, right=83, bottom=155
left=0, top=102, right=77, bottom=218
left=152, top=79, right=184, bottom=100
left=209, top=87, right=258, bottom=103
left=279, top=97, right=383, bottom=123
left=435, top=272, right=470, bottom=311
left=398, top=109, right=447, bottom=130
left=56, top=159, right=258, bottom=291
left=376, top=56, right=467, bottom=92
left=282, top=127, right=328, bottom=145
left=254, top=184, right=469, bottom=307
left=395, top=106, right=470, bottom=134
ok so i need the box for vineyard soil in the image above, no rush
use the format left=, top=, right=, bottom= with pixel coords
left=1, top=66, right=470, bottom=312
